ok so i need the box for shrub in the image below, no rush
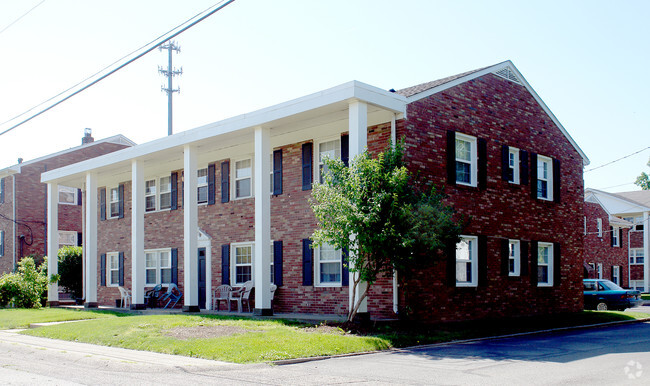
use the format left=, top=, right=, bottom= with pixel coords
left=0, top=256, right=50, bottom=308
left=58, top=246, right=83, bottom=300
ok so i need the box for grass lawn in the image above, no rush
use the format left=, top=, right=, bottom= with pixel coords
left=0, top=308, right=114, bottom=329
left=642, top=294, right=650, bottom=300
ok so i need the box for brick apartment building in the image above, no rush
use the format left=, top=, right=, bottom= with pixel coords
left=584, top=189, right=650, bottom=292
left=0, top=130, right=134, bottom=274
left=41, top=61, right=590, bottom=322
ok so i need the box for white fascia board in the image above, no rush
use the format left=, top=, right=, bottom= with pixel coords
left=42, top=81, right=406, bottom=184
left=407, top=60, right=590, bottom=166
left=586, top=188, right=650, bottom=214
left=0, top=164, right=20, bottom=178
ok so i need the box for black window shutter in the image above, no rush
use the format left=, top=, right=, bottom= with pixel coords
left=77, top=232, right=83, bottom=247
left=446, top=240, right=457, bottom=287
left=170, top=172, right=178, bottom=210
left=530, top=241, right=538, bottom=286
left=221, top=244, right=230, bottom=285
left=501, top=145, right=510, bottom=181
left=501, top=239, right=510, bottom=276
left=553, top=158, right=561, bottom=203
left=171, top=248, right=178, bottom=285
left=478, top=235, right=488, bottom=286
left=341, top=134, right=350, bottom=167
left=221, top=161, right=230, bottom=203
left=618, top=228, right=623, bottom=248
left=100, top=188, right=106, bottom=221
left=342, top=247, right=349, bottom=286
left=520, top=241, right=529, bottom=276
left=100, top=254, right=106, bottom=286
left=520, top=150, right=529, bottom=185
left=610, top=226, right=614, bottom=247
left=273, top=240, right=283, bottom=286
left=118, top=184, right=125, bottom=219
left=77, top=189, right=82, bottom=206
left=610, top=266, right=615, bottom=282
left=208, top=163, right=216, bottom=205
left=446, top=130, right=456, bottom=186
left=302, top=239, right=313, bottom=286
left=301, top=143, right=313, bottom=191
left=0, top=177, right=4, bottom=203
left=118, top=252, right=125, bottom=286
left=530, top=152, right=538, bottom=200
left=273, top=149, right=283, bottom=195
left=553, top=242, right=561, bottom=286
left=1, top=231, right=4, bottom=256
left=478, top=138, right=488, bottom=189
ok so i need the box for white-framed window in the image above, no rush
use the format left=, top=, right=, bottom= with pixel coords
left=315, top=242, right=342, bottom=287
left=536, top=156, right=553, bottom=200
left=108, top=187, right=120, bottom=218
left=145, top=179, right=156, bottom=212
left=630, top=248, right=644, bottom=265
left=316, top=138, right=342, bottom=184
left=197, top=168, right=208, bottom=204
left=537, top=242, right=554, bottom=287
left=234, top=159, right=252, bottom=199
left=159, top=176, right=172, bottom=209
left=455, top=134, right=477, bottom=187
left=630, top=280, right=644, bottom=291
left=612, top=226, right=619, bottom=246
left=58, top=186, right=77, bottom=205
left=143, top=176, right=173, bottom=212
left=612, top=266, right=620, bottom=286
left=107, top=252, right=120, bottom=286
left=509, top=240, right=520, bottom=276
left=233, top=243, right=253, bottom=285
left=0, top=230, right=4, bottom=257
left=597, top=263, right=603, bottom=279
left=507, top=148, right=520, bottom=184
left=456, top=236, right=478, bottom=287
left=596, top=218, right=602, bottom=237
left=145, top=249, right=172, bottom=285
left=625, top=216, right=644, bottom=231
left=58, top=230, right=77, bottom=248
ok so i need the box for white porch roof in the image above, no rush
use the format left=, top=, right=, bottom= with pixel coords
left=41, top=80, right=406, bottom=188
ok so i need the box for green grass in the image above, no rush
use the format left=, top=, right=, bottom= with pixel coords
left=0, top=308, right=114, bottom=329
left=641, top=294, right=650, bottom=300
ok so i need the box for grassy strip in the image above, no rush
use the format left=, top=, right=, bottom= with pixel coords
left=641, top=294, right=650, bottom=300
left=0, top=308, right=114, bottom=329
left=22, top=314, right=390, bottom=363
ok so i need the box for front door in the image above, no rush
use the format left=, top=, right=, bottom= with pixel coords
left=198, top=248, right=206, bottom=309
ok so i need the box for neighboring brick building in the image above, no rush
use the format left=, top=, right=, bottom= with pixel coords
left=42, top=61, right=590, bottom=322
left=584, top=189, right=650, bottom=292
left=0, top=130, right=134, bottom=274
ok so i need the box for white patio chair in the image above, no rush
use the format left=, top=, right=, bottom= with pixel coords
left=213, top=285, right=232, bottom=311
left=118, top=286, right=131, bottom=308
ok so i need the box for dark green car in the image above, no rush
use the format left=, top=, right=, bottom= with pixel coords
left=584, top=279, right=643, bottom=311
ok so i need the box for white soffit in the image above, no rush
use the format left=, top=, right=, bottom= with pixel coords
left=586, top=189, right=650, bottom=215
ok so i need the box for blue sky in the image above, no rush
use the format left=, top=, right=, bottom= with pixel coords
left=1, top=0, right=648, bottom=192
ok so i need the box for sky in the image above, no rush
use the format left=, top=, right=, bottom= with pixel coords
left=0, top=0, right=648, bottom=192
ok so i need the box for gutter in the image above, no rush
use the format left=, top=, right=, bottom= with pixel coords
left=12, top=174, right=16, bottom=271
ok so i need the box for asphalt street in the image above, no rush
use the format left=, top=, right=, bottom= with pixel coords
left=1, top=320, right=650, bottom=385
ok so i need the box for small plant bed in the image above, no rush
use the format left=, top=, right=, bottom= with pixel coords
left=0, top=308, right=114, bottom=329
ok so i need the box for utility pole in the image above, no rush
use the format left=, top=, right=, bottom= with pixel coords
left=158, top=40, right=182, bottom=136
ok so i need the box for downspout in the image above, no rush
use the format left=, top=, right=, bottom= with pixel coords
left=644, top=211, right=649, bottom=293
left=81, top=185, right=86, bottom=301
left=628, top=227, right=632, bottom=289
left=391, top=113, right=399, bottom=315
left=43, top=165, right=48, bottom=257
left=12, top=174, right=16, bottom=271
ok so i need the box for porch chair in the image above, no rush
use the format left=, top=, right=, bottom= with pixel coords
left=118, top=286, right=131, bottom=308
left=144, top=284, right=163, bottom=308
left=212, top=285, right=232, bottom=311
left=230, top=280, right=254, bottom=313
left=160, top=283, right=183, bottom=309
left=270, top=284, right=277, bottom=311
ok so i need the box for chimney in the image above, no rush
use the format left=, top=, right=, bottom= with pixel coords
left=82, top=128, right=94, bottom=145
left=17, top=158, right=23, bottom=164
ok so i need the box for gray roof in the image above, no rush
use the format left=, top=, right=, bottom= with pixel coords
left=395, top=66, right=490, bottom=98
left=611, top=190, right=650, bottom=209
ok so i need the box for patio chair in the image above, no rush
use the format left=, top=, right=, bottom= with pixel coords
left=144, top=284, right=163, bottom=308
left=212, top=285, right=232, bottom=311
left=270, top=284, right=277, bottom=311
left=160, top=283, right=183, bottom=309
left=118, top=286, right=131, bottom=308
left=230, top=280, right=254, bottom=313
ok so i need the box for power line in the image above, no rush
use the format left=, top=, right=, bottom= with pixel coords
left=0, top=0, right=46, bottom=36
left=0, top=0, right=235, bottom=137
left=585, top=146, right=650, bottom=173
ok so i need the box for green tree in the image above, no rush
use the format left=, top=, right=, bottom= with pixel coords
left=58, top=246, right=83, bottom=300
left=0, top=256, right=50, bottom=308
left=635, top=157, right=650, bottom=190
left=310, top=140, right=463, bottom=322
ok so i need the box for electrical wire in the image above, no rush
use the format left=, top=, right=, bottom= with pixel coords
left=0, top=0, right=46, bottom=36
left=0, top=0, right=235, bottom=136
left=585, top=146, right=650, bottom=173
left=0, top=212, right=36, bottom=245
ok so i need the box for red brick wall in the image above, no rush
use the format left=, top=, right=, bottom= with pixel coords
left=583, top=202, right=629, bottom=286
left=0, top=176, right=15, bottom=273
left=629, top=231, right=645, bottom=281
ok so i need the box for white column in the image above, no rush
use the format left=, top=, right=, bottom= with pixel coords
left=348, top=100, right=368, bottom=315
left=131, top=160, right=146, bottom=308
left=254, top=126, right=272, bottom=315
left=205, top=243, right=212, bottom=310
left=85, top=173, right=98, bottom=306
left=644, top=211, right=649, bottom=292
left=46, top=183, right=59, bottom=305
left=183, top=145, right=199, bottom=311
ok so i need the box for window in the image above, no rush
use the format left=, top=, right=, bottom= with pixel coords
left=612, top=226, right=619, bottom=246
left=143, top=176, right=173, bottom=212
left=234, top=160, right=252, bottom=199
left=509, top=240, right=520, bottom=276
left=596, top=263, right=603, bottom=279
left=233, top=244, right=252, bottom=284
left=537, top=156, right=553, bottom=200
left=159, top=176, right=172, bottom=209
left=455, top=134, right=477, bottom=186
left=317, top=139, right=341, bottom=183
left=537, top=243, right=553, bottom=286
left=315, top=242, right=342, bottom=286
left=109, top=187, right=120, bottom=218
left=624, top=216, right=645, bottom=231
left=612, top=266, right=620, bottom=286
left=630, top=280, right=645, bottom=291
left=145, top=249, right=172, bottom=285
left=630, top=249, right=644, bottom=265
left=456, top=236, right=478, bottom=287
left=596, top=218, right=602, bottom=238
left=58, top=231, right=77, bottom=248
left=0, top=230, right=4, bottom=257
left=145, top=179, right=156, bottom=212
left=507, top=148, right=520, bottom=184
left=107, top=252, right=119, bottom=286
left=197, top=168, right=208, bottom=204
left=58, top=186, right=77, bottom=205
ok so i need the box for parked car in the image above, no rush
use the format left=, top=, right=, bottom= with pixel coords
left=584, top=279, right=643, bottom=311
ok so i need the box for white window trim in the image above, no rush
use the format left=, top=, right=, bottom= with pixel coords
left=597, top=263, right=603, bottom=279
left=537, top=242, right=554, bottom=287
left=144, top=248, right=172, bottom=286
left=229, top=241, right=275, bottom=285
left=197, top=167, right=209, bottom=205
left=509, top=239, right=520, bottom=277
left=508, top=147, right=520, bottom=184
left=145, top=179, right=157, bottom=212
left=630, top=248, right=644, bottom=265
left=232, top=158, right=253, bottom=200
left=143, top=175, right=174, bottom=213
left=314, top=136, right=342, bottom=185
left=107, top=252, right=120, bottom=287
left=612, top=226, right=619, bottom=246
left=58, top=185, right=78, bottom=205
left=58, top=230, right=77, bottom=247
left=612, top=266, right=620, bottom=286
left=596, top=218, right=603, bottom=238
left=455, top=133, right=478, bottom=187
left=536, top=155, right=553, bottom=201
left=314, top=242, right=343, bottom=287
left=456, top=235, right=478, bottom=287
left=107, top=186, right=120, bottom=219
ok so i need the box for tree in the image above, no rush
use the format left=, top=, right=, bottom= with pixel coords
left=310, top=140, right=463, bottom=322
left=0, top=256, right=50, bottom=308
left=58, top=246, right=83, bottom=300
left=635, top=158, right=650, bottom=190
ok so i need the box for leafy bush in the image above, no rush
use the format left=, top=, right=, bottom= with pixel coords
left=58, top=246, right=83, bottom=299
left=0, top=256, right=50, bottom=308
